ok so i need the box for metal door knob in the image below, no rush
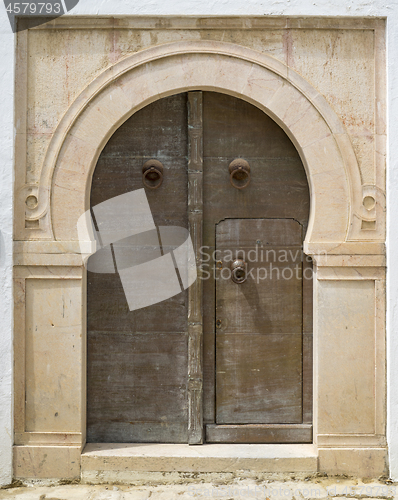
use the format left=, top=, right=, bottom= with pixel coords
left=231, top=258, right=247, bottom=284
left=229, top=159, right=251, bottom=189
left=142, top=160, right=164, bottom=189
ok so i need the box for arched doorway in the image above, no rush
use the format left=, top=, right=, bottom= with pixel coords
left=86, top=91, right=312, bottom=444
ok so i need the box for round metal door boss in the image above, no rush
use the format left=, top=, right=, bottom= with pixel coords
left=229, top=159, right=251, bottom=189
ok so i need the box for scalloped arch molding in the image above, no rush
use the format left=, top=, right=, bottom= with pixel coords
left=28, top=41, right=371, bottom=249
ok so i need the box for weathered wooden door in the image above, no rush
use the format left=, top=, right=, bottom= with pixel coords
left=87, top=94, right=189, bottom=443
left=87, top=91, right=312, bottom=444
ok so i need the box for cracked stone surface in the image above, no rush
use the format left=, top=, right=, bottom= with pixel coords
left=0, top=478, right=397, bottom=500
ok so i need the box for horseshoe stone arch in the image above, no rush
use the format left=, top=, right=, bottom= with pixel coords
left=14, top=39, right=387, bottom=480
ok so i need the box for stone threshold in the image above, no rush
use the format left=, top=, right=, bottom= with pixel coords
left=81, top=443, right=318, bottom=476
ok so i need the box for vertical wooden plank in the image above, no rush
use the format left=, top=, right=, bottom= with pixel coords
left=187, top=92, right=204, bottom=444
left=302, top=256, right=313, bottom=424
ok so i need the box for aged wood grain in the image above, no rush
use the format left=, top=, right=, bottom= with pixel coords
left=187, top=92, right=204, bottom=444
left=87, top=93, right=189, bottom=443
left=206, top=424, right=312, bottom=444
left=215, top=219, right=303, bottom=425
left=87, top=91, right=312, bottom=444
left=303, top=256, right=314, bottom=424
left=202, top=92, right=312, bottom=441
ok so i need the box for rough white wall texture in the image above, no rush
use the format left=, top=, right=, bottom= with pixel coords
left=0, top=5, right=14, bottom=488
left=0, top=0, right=397, bottom=486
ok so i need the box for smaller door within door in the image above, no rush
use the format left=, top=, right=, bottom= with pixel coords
left=207, top=218, right=311, bottom=443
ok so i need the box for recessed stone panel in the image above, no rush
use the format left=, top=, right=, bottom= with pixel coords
left=25, top=279, right=83, bottom=432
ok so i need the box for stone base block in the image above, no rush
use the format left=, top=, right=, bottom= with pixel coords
left=13, top=445, right=81, bottom=480
left=318, top=447, right=388, bottom=478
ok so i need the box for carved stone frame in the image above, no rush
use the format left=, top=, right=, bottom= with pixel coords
left=13, top=33, right=387, bottom=479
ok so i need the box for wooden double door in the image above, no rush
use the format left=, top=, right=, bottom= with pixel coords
left=87, top=91, right=312, bottom=444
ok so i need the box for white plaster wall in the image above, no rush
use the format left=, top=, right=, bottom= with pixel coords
left=0, top=0, right=397, bottom=486
left=0, top=5, right=14, bottom=488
